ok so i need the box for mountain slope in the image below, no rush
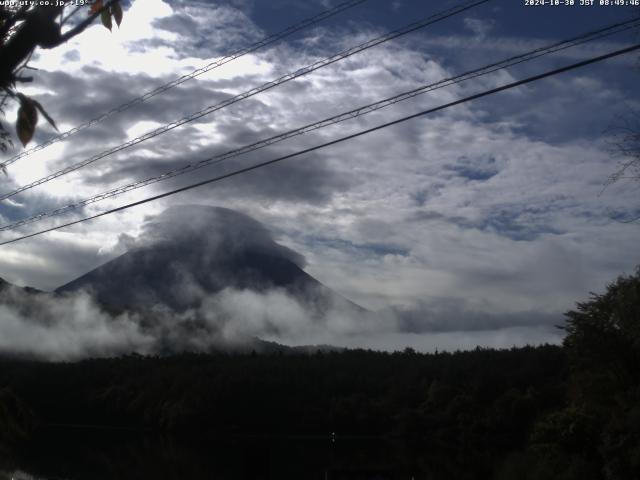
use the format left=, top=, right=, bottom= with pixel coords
left=55, top=206, right=363, bottom=316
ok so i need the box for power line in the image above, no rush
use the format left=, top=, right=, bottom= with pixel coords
left=0, top=0, right=370, bottom=169
left=0, top=0, right=490, bottom=202
left=1, top=42, right=638, bottom=247
left=2, top=18, right=638, bottom=233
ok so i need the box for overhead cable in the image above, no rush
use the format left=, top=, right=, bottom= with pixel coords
left=1, top=17, right=638, bottom=232
left=0, top=0, right=371, bottom=169
left=0, top=0, right=490, bottom=201
left=1, top=42, right=638, bottom=246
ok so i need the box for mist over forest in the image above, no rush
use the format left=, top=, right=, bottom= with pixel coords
left=0, top=0, right=639, bottom=478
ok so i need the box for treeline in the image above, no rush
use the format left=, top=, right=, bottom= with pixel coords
left=0, top=346, right=566, bottom=475
left=0, top=346, right=566, bottom=437
left=0, top=268, right=638, bottom=479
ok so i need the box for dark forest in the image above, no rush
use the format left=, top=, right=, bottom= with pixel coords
left=0, top=267, right=638, bottom=479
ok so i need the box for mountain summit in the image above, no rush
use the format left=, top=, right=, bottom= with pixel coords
left=55, top=206, right=362, bottom=316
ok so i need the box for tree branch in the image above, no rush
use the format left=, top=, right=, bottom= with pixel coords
left=57, top=0, right=119, bottom=45
left=0, top=5, right=30, bottom=41
left=0, top=6, right=63, bottom=87
left=60, top=5, right=83, bottom=27
left=0, top=1, right=118, bottom=87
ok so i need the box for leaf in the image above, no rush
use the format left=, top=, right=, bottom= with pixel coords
left=89, top=0, right=103, bottom=15
left=31, top=100, right=58, bottom=131
left=101, top=8, right=112, bottom=31
left=89, top=0, right=103, bottom=16
left=111, top=2, right=123, bottom=27
left=15, top=97, right=38, bottom=147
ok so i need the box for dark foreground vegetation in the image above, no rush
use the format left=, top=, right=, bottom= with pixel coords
left=0, top=268, right=638, bottom=479
left=1, top=345, right=567, bottom=479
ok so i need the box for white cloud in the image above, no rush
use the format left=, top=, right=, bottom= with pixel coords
left=0, top=288, right=153, bottom=360
left=463, top=17, right=495, bottom=38
left=0, top=0, right=638, bottom=353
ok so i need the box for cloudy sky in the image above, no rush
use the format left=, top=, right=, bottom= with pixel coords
left=0, top=0, right=638, bottom=352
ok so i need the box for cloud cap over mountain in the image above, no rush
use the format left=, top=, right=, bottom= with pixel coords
left=56, top=205, right=359, bottom=316
left=0, top=0, right=637, bottom=354
left=137, top=205, right=306, bottom=267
